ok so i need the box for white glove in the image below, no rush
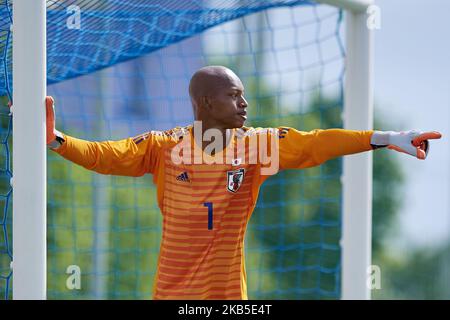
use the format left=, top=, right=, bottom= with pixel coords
left=371, top=130, right=442, bottom=160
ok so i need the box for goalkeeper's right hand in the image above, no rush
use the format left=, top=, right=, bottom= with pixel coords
left=46, top=96, right=65, bottom=149
left=46, top=96, right=56, bottom=144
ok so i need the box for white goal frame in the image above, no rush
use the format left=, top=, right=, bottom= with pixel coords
left=318, top=0, right=374, bottom=300
left=12, top=0, right=47, bottom=300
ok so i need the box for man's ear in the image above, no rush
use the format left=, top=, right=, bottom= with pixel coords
left=202, top=96, right=213, bottom=111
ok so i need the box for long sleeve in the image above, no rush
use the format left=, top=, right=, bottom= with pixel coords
left=278, top=127, right=374, bottom=170
left=52, top=132, right=163, bottom=177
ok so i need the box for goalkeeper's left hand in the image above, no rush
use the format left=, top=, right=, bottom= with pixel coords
left=371, top=130, right=442, bottom=160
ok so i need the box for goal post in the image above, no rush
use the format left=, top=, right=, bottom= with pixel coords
left=319, top=0, right=374, bottom=300
left=12, top=0, right=47, bottom=300
left=317, top=0, right=373, bottom=12
left=342, top=7, right=373, bottom=300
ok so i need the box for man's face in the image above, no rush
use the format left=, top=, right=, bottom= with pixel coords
left=207, top=74, right=248, bottom=129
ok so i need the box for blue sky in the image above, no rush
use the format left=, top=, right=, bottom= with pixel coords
left=374, top=0, right=449, bottom=247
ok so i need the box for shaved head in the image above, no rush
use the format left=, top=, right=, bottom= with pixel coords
left=189, top=66, right=243, bottom=107
left=188, top=65, right=248, bottom=129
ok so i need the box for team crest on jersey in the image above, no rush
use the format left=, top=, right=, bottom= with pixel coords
left=227, top=168, right=245, bottom=193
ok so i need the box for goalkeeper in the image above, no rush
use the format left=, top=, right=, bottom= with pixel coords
left=45, top=66, right=441, bottom=300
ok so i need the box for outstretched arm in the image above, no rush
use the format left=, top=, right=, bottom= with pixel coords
left=45, top=96, right=160, bottom=177
left=277, top=127, right=442, bottom=171
left=277, top=128, right=373, bottom=170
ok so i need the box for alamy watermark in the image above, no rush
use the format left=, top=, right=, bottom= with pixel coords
left=169, top=121, right=280, bottom=175
left=367, top=5, right=381, bottom=30
left=67, top=5, right=81, bottom=30
left=367, top=265, right=381, bottom=290
left=66, top=265, right=81, bottom=290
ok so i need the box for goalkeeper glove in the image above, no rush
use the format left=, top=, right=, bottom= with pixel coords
left=370, top=130, right=442, bottom=160
left=46, top=96, right=65, bottom=149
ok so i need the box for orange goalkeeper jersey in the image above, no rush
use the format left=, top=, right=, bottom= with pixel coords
left=53, top=125, right=373, bottom=299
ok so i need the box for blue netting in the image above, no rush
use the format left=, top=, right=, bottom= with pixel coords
left=0, top=0, right=345, bottom=299
left=0, top=0, right=316, bottom=97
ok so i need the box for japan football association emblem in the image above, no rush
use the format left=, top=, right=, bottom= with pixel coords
left=227, top=168, right=245, bottom=193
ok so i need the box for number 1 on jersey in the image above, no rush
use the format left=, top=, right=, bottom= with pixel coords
left=203, top=202, right=213, bottom=230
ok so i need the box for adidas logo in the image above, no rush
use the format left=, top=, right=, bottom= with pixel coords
left=176, top=172, right=190, bottom=182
